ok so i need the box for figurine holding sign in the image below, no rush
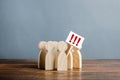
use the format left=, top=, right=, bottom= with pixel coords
left=66, top=31, right=84, bottom=69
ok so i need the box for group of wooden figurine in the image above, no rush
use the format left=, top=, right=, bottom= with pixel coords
left=38, top=41, right=82, bottom=71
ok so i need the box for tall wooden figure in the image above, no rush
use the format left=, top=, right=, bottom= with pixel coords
left=45, top=41, right=56, bottom=70
left=57, top=41, right=68, bottom=71
left=38, top=41, right=47, bottom=69
left=72, top=47, right=82, bottom=69
left=66, top=44, right=73, bottom=69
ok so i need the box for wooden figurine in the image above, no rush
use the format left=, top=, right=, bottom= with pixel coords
left=66, top=44, right=73, bottom=69
left=72, top=47, right=82, bottom=69
left=45, top=41, right=56, bottom=70
left=38, top=41, right=47, bottom=69
left=57, top=41, right=68, bottom=71
left=53, top=41, right=58, bottom=69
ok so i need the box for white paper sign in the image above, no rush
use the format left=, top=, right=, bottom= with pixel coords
left=66, top=31, right=85, bottom=49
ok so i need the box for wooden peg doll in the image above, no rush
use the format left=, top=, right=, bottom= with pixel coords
left=38, top=41, right=47, bottom=69
left=53, top=41, right=58, bottom=69
left=57, top=41, right=68, bottom=71
left=45, top=41, right=55, bottom=70
left=72, top=47, right=82, bottom=69
left=66, top=44, right=73, bottom=70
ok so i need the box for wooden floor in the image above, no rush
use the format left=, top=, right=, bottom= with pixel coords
left=0, top=59, right=120, bottom=80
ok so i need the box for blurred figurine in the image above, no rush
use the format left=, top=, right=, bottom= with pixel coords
left=38, top=41, right=47, bottom=69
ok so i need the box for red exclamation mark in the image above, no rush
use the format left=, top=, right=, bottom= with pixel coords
left=69, top=34, right=74, bottom=42
left=76, top=38, right=81, bottom=46
left=73, top=36, right=77, bottom=44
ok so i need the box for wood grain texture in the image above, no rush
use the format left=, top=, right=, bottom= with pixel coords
left=0, top=59, right=120, bottom=80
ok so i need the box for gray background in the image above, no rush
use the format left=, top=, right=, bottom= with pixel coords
left=0, top=0, right=120, bottom=59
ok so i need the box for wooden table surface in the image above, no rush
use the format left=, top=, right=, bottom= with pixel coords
left=0, top=59, right=120, bottom=80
